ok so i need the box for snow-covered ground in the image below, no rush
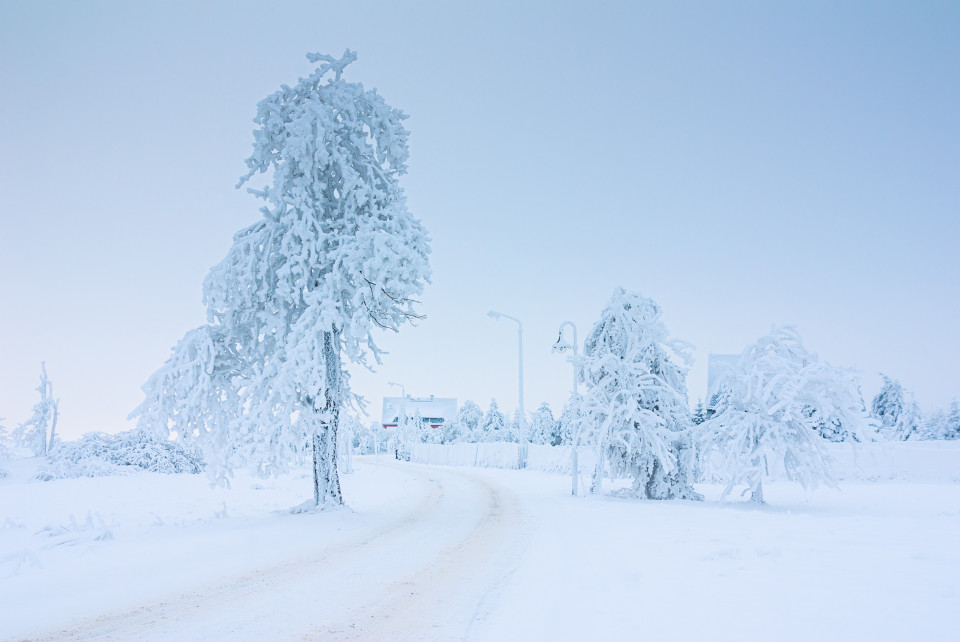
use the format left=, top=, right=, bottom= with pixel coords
left=2, top=453, right=959, bottom=641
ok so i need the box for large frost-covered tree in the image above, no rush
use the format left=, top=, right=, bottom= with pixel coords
left=133, top=51, right=430, bottom=508
left=14, top=363, right=59, bottom=456
left=578, top=288, right=700, bottom=500
left=698, top=327, right=869, bottom=503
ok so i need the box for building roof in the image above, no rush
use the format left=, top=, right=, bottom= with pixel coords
left=381, top=396, right=458, bottom=425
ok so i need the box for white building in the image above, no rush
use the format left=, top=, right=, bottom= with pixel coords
left=381, top=395, right=458, bottom=430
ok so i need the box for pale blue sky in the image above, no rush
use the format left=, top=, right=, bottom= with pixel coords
left=1, top=1, right=958, bottom=438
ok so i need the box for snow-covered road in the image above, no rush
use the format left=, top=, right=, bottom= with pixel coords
left=3, top=456, right=960, bottom=641
left=21, top=461, right=527, bottom=641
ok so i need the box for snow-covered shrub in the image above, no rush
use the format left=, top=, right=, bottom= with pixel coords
left=698, top=327, right=871, bottom=503
left=36, top=429, right=204, bottom=480
left=578, top=288, right=701, bottom=500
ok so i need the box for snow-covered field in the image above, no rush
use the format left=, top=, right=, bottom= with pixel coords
left=2, top=452, right=959, bottom=641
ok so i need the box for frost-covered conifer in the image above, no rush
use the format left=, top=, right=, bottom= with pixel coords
left=871, top=374, right=905, bottom=433
left=692, top=399, right=707, bottom=426
left=557, top=395, right=582, bottom=447
left=528, top=403, right=557, bottom=445
left=698, top=327, right=869, bottom=503
left=478, top=400, right=507, bottom=443
left=133, top=51, right=430, bottom=508
left=506, top=410, right=524, bottom=443
left=946, top=400, right=960, bottom=440
left=446, top=400, right=481, bottom=444
left=891, top=399, right=923, bottom=441
left=919, top=409, right=948, bottom=440
left=578, top=288, right=700, bottom=500
left=14, top=363, right=59, bottom=456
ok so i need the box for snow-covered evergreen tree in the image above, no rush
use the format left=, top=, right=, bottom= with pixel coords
left=919, top=409, right=948, bottom=440
left=697, top=327, right=869, bottom=503
left=556, top=395, right=582, bottom=447
left=891, top=398, right=923, bottom=440
left=528, top=403, right=557, bottom=445
left=691, top=399, right=707, bottom=426
left=505, top=410, right=524, bottom=443
left=14, top=363, right=59, bottom=456
left=478, top=399, right=507, bottom=443
left=132, top=51, right=430, bottom=508
left=946, top=400, right=960, bottom=440
left=445, top=400, right=481, bottom=443
left=578, top=288, right=700, bottom=500
left=871, top=374, right=905, bottom=433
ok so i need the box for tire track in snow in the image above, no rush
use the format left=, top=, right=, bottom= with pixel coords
left=318, top=466, right=526, bottom=640
left=28, top=461, right=526, bottom=641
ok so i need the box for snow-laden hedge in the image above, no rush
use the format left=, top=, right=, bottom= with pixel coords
left=37, top=429, right=204, bottom=480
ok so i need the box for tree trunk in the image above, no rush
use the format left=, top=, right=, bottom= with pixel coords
left=750, top=480, right=765, bottom=504
left=312, top=330, right=343, bottom=507
left=590, top=444, right=604, bottom=494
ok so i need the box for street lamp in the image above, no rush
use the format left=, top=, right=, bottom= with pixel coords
left=553, top=321, right=580, bottom=495
left=488, top=310, right=527, bottom=468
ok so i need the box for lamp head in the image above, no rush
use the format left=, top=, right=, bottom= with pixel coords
left=487, top=310, right=501, bottom=320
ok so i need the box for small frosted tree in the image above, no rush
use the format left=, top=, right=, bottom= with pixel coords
left=478, top=399, right=507, bottom=443
left=946, top=400, right=960, bottom=440
left=698, top=327, right=869, bottom=504
left=528, top=402, right=557, bottom=445
left=919, top=409, right=948, bottom=440
left=578, top=288, right=700, bottom=500
left=132, top=51, right=430, bottom=508
left=14, top=363, right=59, bottom=456
left=692, top=399, right=707, bottom=426
left=445, top=400, right=481, bottom=444
left=871, top=374, right=904, bottom=434
left=557, top=395, right=582, bottom=447
left=891, top=398, right=923, bottom=441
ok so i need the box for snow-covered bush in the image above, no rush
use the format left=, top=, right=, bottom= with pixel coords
left=36, top=429, right=204, bottom=480
left=132, top=51, right=430, bottom=508
left=13, top=363, right=59, bottom=456
left=578, top=288, right=701, bottom=500
left=698, top=327, right=871, bottom=503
